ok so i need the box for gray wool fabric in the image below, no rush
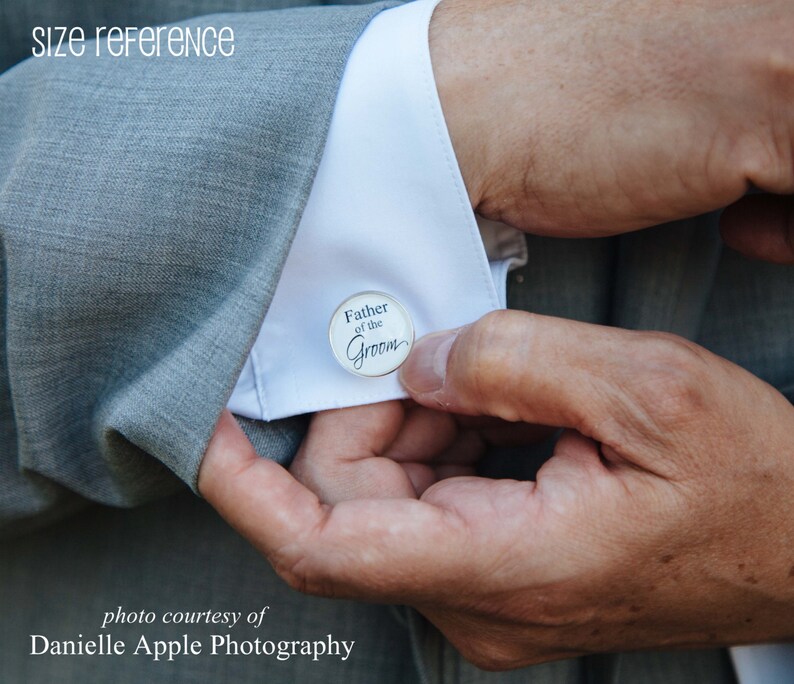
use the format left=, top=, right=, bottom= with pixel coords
left=0, top=0, right=394, bottom=535
left=2, top=0, right=793, bottom=682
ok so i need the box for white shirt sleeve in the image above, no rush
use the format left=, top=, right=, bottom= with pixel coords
left=227, top=0, right=525, bottom=421
left=731, top=645, right=794, bottom=684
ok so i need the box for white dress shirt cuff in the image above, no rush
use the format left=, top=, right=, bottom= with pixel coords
left=228, top=0, right=526, bottom=421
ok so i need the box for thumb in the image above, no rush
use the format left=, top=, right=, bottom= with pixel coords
left=198, top=409, right=327, bottom=557
left=399, top=310, right=711, bottom=460
left=399, top=311, right=622, bottom=432
left=198, top=409, right=481, bottom=601
left=720, top=194, right=794, bottom=264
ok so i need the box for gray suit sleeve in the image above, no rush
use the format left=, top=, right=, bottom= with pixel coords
left=0, top=3, right=395, bottom=536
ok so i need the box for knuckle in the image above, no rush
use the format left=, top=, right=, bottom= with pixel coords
left=740, top=19, right=794, bottom=192
left=274, top=553, right=337, bottom=599
left=476, top=309, right=516, bottom=330
left=634, top=334, right=711, bottom=420
left=735, top=123, right=793, bottom=193
left=278, top=565, right=310, bottom=594
left=463, top=316, right=506, bottom=392
left=467, top=310, right=515, bottom=369
left=457, top=638, right=524, bottom=672
left=461, top=311, right=528, bottom=421
left=269, top=511, right=339, bottom=599
left=762, top=32, right=794, bottom=92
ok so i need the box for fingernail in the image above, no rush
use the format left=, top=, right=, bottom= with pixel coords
left=400, top=329, right=458, bottom=394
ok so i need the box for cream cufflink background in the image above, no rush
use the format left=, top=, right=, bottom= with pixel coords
left=329, top=292, right=415, bottom=377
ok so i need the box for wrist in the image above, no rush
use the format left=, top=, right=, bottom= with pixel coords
left=427, top=0, right=555, bottom=232
left=428, top=0, right=491, bottom=212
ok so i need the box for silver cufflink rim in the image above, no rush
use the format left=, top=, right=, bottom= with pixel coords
left=328, top=290, right=415, bottom=378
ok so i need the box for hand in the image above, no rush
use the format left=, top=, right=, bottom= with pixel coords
left=288, top=400, right=485, bottom=504
left=396, top=310, right=794, bottom=665
left=199, top=309, right=794, bottom=669
left=290, top=401, right=554, bottom=504
left=430, top=0, right=794, bottom=260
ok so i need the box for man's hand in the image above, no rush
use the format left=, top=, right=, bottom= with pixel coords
left=289, top=399, right=555, bottom=504
left=430, top=0, right=794, bottom=257
left=397, top=311, right=794, bottom=665
left=200, top=310, right=794, bottom=669
left=289, top=401, right=484, bottom=504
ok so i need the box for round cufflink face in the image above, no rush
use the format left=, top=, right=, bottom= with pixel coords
left=329, top=291, right=415, bottom=377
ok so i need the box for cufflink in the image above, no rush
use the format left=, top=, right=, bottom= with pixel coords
left=329, top=291, right=414, bottom=377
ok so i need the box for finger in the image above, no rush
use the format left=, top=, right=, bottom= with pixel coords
left=534, top=430, right=610, bottom=496
left=454, top=415, right=557, bottom=447
left=432, top=429, right=485, bottom=466
left=199, top=410, right=330, bottom=556
left=291, top=403, right=471, bottom=504
left=296, top=403, right=406, bottom=467
left=401, top=462, right=438, bottom=495
left=720, top=194, right=794, bottom=263
left=381, top=404, right=459, bottom=462
left=399, top=311, right=715, bottom=465
left=200, top=411, right=501, bottom=602
left=434, top=464, right=476, bottom=479
left=290, top=402, right=418, bottom=503
left=400, top=312, right=627, bottom=431
left=400, top=430, right=483, bottom=496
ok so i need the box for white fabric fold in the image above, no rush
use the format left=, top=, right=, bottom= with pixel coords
left=228, top=0, right=525, bottom=421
